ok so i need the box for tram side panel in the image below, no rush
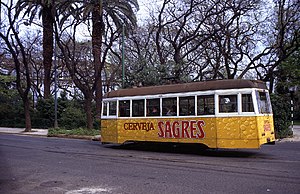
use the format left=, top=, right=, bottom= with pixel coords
left=102, top=116, right=275, bottom=149
left=216, top=116, right=260, bottom=149
left=116, top=117, right=217, bottom=148
left=101, top=119, right=118, bottom=143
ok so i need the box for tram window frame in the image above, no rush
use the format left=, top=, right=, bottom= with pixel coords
left=132, top=99, right=145, bottom=117
left=257, top=91, right=272, bottom=114
left=108, top=101, right=117, bottom=116
left=242, top=94, right=254, bottom=112
left=102, top=101, right=108, bottom=116
left=162, top=97, right=177, bottom=116
left=147, top=98, right=160, bottom=116
left=197, top=95, right=215, bottom=115
left=119, top=100, right=130, bottom=117
left=179, top=96, right=195, bottom=116
left=219, top=95, right=238, bottom=113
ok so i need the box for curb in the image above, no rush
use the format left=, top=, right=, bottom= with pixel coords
left=47, top=134, right=101, bottom=141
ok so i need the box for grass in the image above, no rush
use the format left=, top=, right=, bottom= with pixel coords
left=48, top=127, right=100, bottom=137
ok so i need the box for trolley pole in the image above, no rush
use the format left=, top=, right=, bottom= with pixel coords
left=291, top=97, right=294, bottom=134
left=122, top=23, right=125, bottom=88
left=54, top=38, right=58, bottom=128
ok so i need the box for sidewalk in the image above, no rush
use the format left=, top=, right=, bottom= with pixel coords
left=279, top=125, right=300, bottom=142
left=0, top=127, right=100, bottom=140
left=0, top=127, right=48, bottom=136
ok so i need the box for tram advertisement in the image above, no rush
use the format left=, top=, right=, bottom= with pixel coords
left=123, top=120, right=206, bottom=139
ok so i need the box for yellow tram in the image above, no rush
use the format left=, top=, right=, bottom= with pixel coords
left=101, top=80, right=275, bottom=149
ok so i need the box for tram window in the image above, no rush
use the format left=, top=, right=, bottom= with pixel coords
left=132, top=99, right=145, bottom=117
left=179, top=96, right=195, bottom=116
left=197, top=95, right=214, bottom=115
left=162, top=97, right=177, bottom=116
left=109, top=101, right=117, bottom=115
left=219, top=95, right=237, bottom=113
left=102, top=102, right=107, bottom=116
left=119, top=100, right=130, bottom=117
left=242, top=94, right=254, bottom=112
left=257, top=92, right=272, bottom=113
left=147, top=99, right=160, bottom=116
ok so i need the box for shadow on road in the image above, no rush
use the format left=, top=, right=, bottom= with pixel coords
left=105, top=142, right=265, bottom=158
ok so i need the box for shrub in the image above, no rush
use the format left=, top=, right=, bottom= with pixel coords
left=60, top=106, right=86, bottom=129
left=32, top=98, right=55, bottom=128
left=271, top=94, right=293, bottom=138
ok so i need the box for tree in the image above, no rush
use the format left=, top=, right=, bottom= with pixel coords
left=148, top=0, right=265, bottom=81
left=0, top=74, right=23, bottom=127
left=57, top=0, right=139, bottom=122
left=236, top=0, right=299, bottom=92
left=87, top=0, right=139, bottom=117
left=264, top=0, right=300, bottom=91
left=18, top=0, right=57, bottom=99
left=123, top=25, right=170, bottom=86
left=53, top=0, right=138, bottom=128
left=125, top=0, right=299, bottom=86
left=0, top=1, right=33, bottom=131
left=53, top=15, right=96, bottom=129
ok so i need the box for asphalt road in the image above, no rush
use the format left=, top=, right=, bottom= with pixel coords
left=0, top=134, right=299, bottom=194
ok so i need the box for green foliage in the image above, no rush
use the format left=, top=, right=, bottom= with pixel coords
left=278, top=48, right=300, bottom=87
left=0, top=81, right=90, bottom=129
left=275, top=47, right=299, bottom=121
left=60, top=105, right=86, bottom=130
left=293, top=92, right=300, bottom=120
left=0, top=75, right=25, bottom=127
left=271, top=94, right=293, bottom=138
left=48, top=127, right=99, bottom=136
left=272, top=46, right=299, bottom=138
left=32, top=98, right=55, bottom=128
left=30, top=91, right=88, bottom=129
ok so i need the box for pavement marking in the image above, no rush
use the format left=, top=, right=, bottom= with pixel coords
left=65, top=187, right=113, bottom=194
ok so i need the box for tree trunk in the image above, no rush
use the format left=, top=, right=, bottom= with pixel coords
left=85, top=97, right=93, bottom=129
left=92, top=3, right=104, bottom=118
left=23, top=97, right=32, bottom=132
left=42, top=5, right=54, bottom=99
left=95, top=79, right=103, bottom=120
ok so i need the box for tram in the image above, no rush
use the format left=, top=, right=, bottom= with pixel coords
left=101, top=79, right=275, bottom=149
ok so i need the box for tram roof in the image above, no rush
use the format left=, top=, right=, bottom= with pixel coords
left=104, top=79, right=267, bottom=98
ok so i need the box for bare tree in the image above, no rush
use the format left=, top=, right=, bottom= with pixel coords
left=24, top=31, right=44, bottom=101
left=204, top=0, right=263, bottom=79
left=152, top=0, right=244, bottom=82
left=53, top=16, right=95, bottom=128
left=135, top=0, right=299, bottom=88
left=261, top=0, right=299, bottom=91
left=0, top=1, right=33, bottom=131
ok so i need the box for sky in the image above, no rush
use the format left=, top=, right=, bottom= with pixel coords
left=137, top=0, right=162, bottom=24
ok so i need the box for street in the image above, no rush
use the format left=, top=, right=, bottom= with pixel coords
left=0, top=134, right=300, bottom=194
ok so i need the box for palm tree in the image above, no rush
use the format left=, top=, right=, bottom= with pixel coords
left=81, top=0, right=139, bottom=117
left=18, top=0, right=58, bottom=99
left=74, top=0, right=139, bottom=118
left=54, top=0, right=139, bottom=128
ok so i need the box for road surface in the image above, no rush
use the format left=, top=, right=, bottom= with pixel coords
left=0, top=134, right=299, bottom=194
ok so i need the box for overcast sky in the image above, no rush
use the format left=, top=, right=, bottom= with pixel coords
left=137, top=0, right=162, bottom=23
